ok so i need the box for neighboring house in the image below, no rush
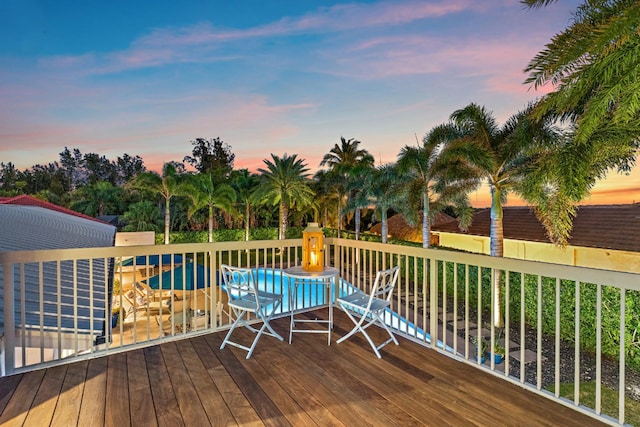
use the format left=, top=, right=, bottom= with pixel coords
left=370, top=212, right=456, bottom=245
left=0, top=197, right=116, bottom=373
left=97, top=214, right=121, bottom=228
left=430, top=204, right=640, bottom=273
left=0, top=194, right=105, bottom=223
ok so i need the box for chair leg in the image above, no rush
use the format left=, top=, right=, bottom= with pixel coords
left=220, top=310, right=247, bottom=350
left=256, top=299, right=284, bottom=340
left=337, top=308, right=398, bottom=358
left=336, top=307, right=367, bottom=344
left=221, top=305, right=284, bottom=359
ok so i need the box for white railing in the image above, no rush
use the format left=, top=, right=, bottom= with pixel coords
left=1, top=237, right=639, bottom=425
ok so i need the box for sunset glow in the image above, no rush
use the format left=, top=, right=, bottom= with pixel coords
left=1, top=0, right=637, bottom=207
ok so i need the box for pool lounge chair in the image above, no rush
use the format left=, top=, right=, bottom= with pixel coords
left=119, top=289, right=170, bottom=323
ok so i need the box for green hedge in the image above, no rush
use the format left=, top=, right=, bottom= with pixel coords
left=157, top=226, right=305, bottom=244
left=443, top=263, right=640, bottom=371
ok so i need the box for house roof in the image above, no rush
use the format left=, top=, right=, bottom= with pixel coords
left=0, top=194, right=105, bottom=224
left=431, top=204, right=640, bottom=252
left=0, top=204, right=117, bottom=340
left=370, top=212, right=456, bottom=243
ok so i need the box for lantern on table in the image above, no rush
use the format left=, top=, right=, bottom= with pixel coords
left=302, top=222, right=324, bottom=272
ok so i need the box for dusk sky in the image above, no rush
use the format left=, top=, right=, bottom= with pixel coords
left=1, top=0, right=638, bottom=207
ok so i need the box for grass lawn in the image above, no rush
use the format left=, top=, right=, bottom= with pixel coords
left=548, top=382, right=640, bottom=425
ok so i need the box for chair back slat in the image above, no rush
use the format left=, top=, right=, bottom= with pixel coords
left=372, top=266, right=400, bottom=302
left=221, top=265, right=257, bottom=300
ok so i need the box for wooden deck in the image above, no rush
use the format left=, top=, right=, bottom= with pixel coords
left=0, top=310, right=603, bottom=427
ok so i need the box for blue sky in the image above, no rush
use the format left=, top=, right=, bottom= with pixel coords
left=1, top=0, right=638, bottom=206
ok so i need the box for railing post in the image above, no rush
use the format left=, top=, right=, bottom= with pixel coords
left=3, top=264, right=15, bottom=375
left=429, top=257, right=437, bottom=350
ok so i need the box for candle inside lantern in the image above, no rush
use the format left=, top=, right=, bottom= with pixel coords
left=302, top=223, right=324, bottom=272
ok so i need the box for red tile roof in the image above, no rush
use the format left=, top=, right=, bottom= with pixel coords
left=370, top=212, right=456, bottom=243
left=431, top=204, right=640, bottom=252
left=0, top=195, right=106, bottom=224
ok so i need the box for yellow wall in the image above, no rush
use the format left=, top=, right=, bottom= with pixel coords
left=433, top=232, right=640, bottom=274
left=115, top=231, right=155, bottom=246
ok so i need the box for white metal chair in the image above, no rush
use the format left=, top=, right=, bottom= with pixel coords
left=219, top=265, right=284, bottom=359
left=336, top=266, right=400, bottom=358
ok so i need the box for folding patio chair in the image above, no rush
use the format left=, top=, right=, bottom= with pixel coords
left=219, top=264, right=284, bottom=359
left=336, top=265, right=400, bottom=358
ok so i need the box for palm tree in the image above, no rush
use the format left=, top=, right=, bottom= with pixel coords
left=254, top=154, right=315, bottom=240
left=70, top=181, right=124, bottom=217
left=523, top=0, right=640, bottom=144
left=396, top=135, right=474, bottom=248
left=436, top=103, right=563, bottom=327
left=312, top=169, right=339, bottom=228
left=231, top=169, right=260, bottom=241
left=365, top=164, right=404, bottom=244
left=523, top=0, right=640, bottom=234
left=320, top=137, right=374, bottom=238
left=122, top=200, right=162, bottom=232
left=186, top=173, right=236, bottom=243
left=128, top=162, right=189, bottom=244
left=344, top=162, right=374, bottom=240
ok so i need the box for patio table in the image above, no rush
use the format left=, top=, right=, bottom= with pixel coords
left=284, top=266, right=339, bottom=345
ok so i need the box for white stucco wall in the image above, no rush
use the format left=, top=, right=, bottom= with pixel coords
left=433, top=231, right=640, bottom=273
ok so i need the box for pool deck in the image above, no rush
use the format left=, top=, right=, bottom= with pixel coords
left=0, top=309, right=603, bottom=426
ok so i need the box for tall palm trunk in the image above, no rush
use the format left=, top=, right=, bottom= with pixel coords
left=164, top=197, right=171, bottom=245
left=381, top=209, right=388, bottom=244
left=355, top=208, right=361, bottom=240
left=245, top=203, right=250, bottom=241
left=422, top=190, right=430, bottom=249
left=490, top=186, right=504, bottom=327
left=280, top=202, right=288, bottom=240
left=323, top=207, right=328, bottom=228
left=336, top=198, right=342, bottom=238
left=208, top=204, right=214, bottom=243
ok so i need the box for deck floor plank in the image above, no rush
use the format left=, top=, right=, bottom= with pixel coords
left=250, top=338, right=347, bottom=427
left=192, top=335, right=264, bottom=427
left=160, top=341, right=211, bottom=425
left=289, top=328, right=425, bottom=426
left=242, top=323, right=406, bottom=427
left=105, top=352, right=131, bottom=427
left=22, top=364, right=67, bottom=427
left=143, top=345, right=185, bottom=427
left=220, top=332, right=318, bottom=427
left=0, top=367, right=46, bottom=427
left=0, top=373, right=22, bottom=416
left=251, top=334, right=366, bottom=427
left=327, top=313, right=499, bottom=426
left=176, top=339, right=237, bottom=426
left=0, top=310, right=606, bottom=427
left=50, top=360, right=88, bottom=427
left=77, top=356, right=108, bottom=427
left=126, top=348, right=158, bottom=427
left=301, top=320, right=465, bottom=424
left=208, top=332, right=291, bottom=427
left=296, top=312, right=473, bottom=426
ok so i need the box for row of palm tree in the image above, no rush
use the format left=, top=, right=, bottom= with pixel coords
left=127, top=102, right=617, bottom=327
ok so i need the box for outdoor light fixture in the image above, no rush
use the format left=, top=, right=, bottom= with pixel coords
left=302, top=222, right=324, bottom=272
